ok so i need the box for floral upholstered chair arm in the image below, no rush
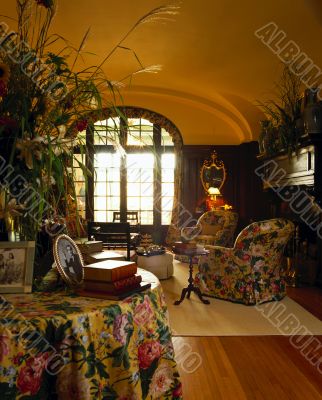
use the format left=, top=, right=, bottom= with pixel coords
left=212, top=226, right=235, bottom=247
left=196, top=245, right=254, bottom=301
left=198, top=246, right=239, bottom=276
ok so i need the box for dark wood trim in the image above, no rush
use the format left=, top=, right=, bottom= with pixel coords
left=153, top=124, right=162, bottom=233
left=85, top=124, right=94, bottom=221
left=119, top=117, right=127, bottom=223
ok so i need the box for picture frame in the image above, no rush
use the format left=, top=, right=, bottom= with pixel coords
left=53, top=234, right=84, bottom=287
left=0, top=241, right=35, bottom=294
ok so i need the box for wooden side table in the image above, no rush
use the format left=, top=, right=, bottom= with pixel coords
left=173, top=249, right=210, bottom=305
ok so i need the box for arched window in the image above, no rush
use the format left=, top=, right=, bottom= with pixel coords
left=73, top=107, right=183, bottom=233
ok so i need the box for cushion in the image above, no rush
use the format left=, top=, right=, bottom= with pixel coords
left=201, top=224, right=222, bottom=235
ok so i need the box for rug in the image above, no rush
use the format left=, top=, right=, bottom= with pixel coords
left=160, top=261, right=322, bottom=336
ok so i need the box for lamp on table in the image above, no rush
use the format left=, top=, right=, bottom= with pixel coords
left=207, top=187, right=222, bottom=210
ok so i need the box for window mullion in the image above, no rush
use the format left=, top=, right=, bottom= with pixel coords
left=154, top=124, right=161, bottom=232
left=120, top=117, right=127, bottom=223
left=86, top=124, right=94, bottom=221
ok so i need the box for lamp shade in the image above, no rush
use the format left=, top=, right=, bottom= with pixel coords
left=208, top=187, right=221, bottom=195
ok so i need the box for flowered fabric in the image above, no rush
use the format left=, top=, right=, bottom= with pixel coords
left=0, top=273, right=182, bottom=399
left=175, top=210, right=238, bottom=264
left=181, top=210, right=238, bottom=246
left=195, top=218, right=295, bottom=305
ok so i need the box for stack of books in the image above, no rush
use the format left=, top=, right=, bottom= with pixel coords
left=80, top=260, right=151, bottom=299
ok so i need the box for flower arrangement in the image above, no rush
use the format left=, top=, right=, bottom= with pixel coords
left=0, top=0, right=179, bottom=241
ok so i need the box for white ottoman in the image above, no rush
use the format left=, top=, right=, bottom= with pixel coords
left=137, top=252, right=174, bottom=280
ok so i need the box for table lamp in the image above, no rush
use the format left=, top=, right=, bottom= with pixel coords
left=207, top=187, right=222, bottom=210
left=208, top=186, right=221, bottom=201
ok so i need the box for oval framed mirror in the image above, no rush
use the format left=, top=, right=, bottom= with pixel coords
left=200, top=150, right=226, bottom=193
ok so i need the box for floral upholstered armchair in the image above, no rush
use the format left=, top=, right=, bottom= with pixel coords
left=195, top=218, right=295, bottom=305
left=175, top=210, right=238, bottom=263
left=181, top=210, right=238, bottom=247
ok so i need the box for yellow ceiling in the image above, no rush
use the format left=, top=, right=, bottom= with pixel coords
left=2, top=0, right=322, bottom=144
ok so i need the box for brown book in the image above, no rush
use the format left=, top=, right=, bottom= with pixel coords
left=83, top=251, right=125, bottom=265
left=83, top=260, right=137, bottom=282
left=84, top=275, right=142, bottom=293
left=77, top=241, right=103, bottom=254
left=77, top=282, right=152, bottom=300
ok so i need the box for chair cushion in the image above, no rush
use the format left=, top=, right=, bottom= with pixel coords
left=201, top=224, right=222, bottom=235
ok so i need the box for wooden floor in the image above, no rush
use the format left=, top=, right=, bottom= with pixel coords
left=173, top=286, right=322, bottom=400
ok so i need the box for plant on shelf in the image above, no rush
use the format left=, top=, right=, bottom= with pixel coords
left=257, top=64, right=303, bottom=157
left=0, top=0, right=179, bottom=242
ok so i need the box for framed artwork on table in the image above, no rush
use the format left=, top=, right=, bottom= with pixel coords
left=53, top=234, right=84, bottom=287
left=0, top=241, right=35, bottom=293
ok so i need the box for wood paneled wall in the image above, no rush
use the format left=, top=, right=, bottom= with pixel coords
left=181, top=142, right=266, bottom=231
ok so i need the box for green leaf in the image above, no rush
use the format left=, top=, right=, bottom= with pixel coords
left=85, top=362, right=96, bottom=379
left=111, top=346, right=124, bottom=368
left=149, top=292, right=158, bottom=309
left=96, top=360, right=109, bottom=379
left=45, top=301, right=81, bottom=314
left=123, top=350, right=130, bottom=370
left=72, top=344, right=87, bottom=357
left=103, top=305, right=122, bottom=326
left=54, top=113, right=70, bottom=125
left=140, top=358, right=160, bottom=399
left=157, top=320, right=171, bottom=344
left=102, top=385, right=118, bottom=400
left=55, top=320, right=73, bottom=342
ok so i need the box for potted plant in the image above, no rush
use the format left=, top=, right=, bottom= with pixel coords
left=0, top=0, right=178, bottom=242
left=257, top=65, right=303, bottom=157
left=0, top=0, right=180, bottom=284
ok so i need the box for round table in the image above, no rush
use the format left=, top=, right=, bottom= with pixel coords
left=0, top=270, right=182, bottom=399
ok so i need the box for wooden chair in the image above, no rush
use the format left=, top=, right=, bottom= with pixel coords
left=87, top=222, right=132, bottom=260
left=113, top=211, right=140, bottom=230
left=113, top=211, right=141, bottom=246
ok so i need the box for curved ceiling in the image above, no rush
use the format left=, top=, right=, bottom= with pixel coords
left=2, top=0, right=322, bottom=144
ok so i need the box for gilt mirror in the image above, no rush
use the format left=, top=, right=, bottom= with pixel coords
left=200, top=150, right=226, bottom=193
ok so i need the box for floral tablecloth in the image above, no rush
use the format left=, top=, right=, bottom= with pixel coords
left=0, top=272, right=182, bottom=399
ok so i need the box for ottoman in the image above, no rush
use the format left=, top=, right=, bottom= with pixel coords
left=137, top=251, right=174, bottom=280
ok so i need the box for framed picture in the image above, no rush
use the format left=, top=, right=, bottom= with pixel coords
left=53, top=234, right=84, bottom=287
left=0, top=241, right=35, bottom=293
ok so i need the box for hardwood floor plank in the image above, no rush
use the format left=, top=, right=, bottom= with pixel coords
left=287, top=286, right=322, bottom=321
left=173, top=286, right=322, bottom=399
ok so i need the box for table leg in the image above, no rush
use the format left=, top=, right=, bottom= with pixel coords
left=174, top=254, right=210, bottom=305
left=192, top=286, right=210, bottom=304
left=174, top=288, right=189, bottom=305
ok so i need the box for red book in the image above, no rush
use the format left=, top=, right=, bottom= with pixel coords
left=77, top=282, right=152, bottom=300
left=84, top=275, right=142, bottom=293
